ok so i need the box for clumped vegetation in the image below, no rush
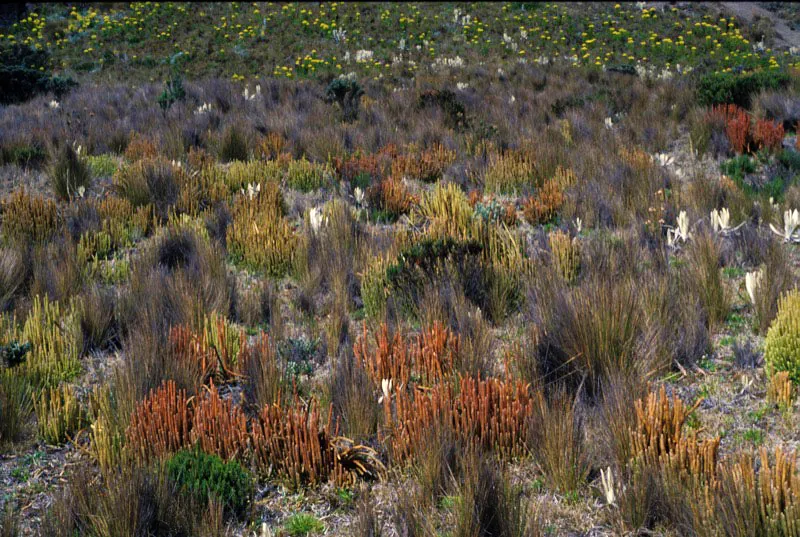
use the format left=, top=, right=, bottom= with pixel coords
left=1, top=2, right=799, bottom=535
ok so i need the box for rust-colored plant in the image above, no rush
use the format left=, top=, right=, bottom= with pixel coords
left=332, top=149, right=391, bottom=185
left=753, top=119, right=785, bottom=154
left=383, top=376, right=533, bottom=463
left=123, top=133, right=158, bottom=162
left=708, top=104, right=751, bottom=154
left=251, top=396, right=339, bottom=488
left=190, top=381, right=250, bottom=461
left=391, top=144, right=456, bottom=183
left=523, top=179, right=564, bottom=225
left=126, top=380, right=192, bottom=463
left=353, top=321, right=460, bottom=388
left=366, top=177, right=417, bottom=218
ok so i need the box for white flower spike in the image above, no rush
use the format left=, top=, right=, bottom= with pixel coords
left=745, top=270, right=763, bottom=305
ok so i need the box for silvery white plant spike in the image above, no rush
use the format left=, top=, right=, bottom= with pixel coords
left=745, top=270, right=763, bottom=305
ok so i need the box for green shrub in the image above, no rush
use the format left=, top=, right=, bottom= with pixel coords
left=166, top=448, right=254, bottom=518
left=0, top=44, right=77, bottom=105
left=0, top=142, right=47, bottom=168
left=383, top=237, right=486, bottom=318
left=285, top=158, right=328, bottom=192
left=49, top=144, right=91, bottom=201
left=697, top=70, right=790, bottom=108
left=157, top=75, right=186, bottom=110
left=764, top=288, right=800, bottom=383
left=325, top=76, right=364, bottom=122
left=87, top=154, right=119, bottom=178
left=284, top=513, right=325, bottom=536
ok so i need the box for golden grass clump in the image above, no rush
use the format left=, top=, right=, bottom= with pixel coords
left=1, top=188, right=59, bottom=244
left=549, top=229, right=580, bottom=283
left=226, top=184, right=297, bottom=277
left=285, top=157, right=330, bottom=192
left=256, top=132, right=288, bottom=160
left=34, top=384, right=83, bottom=445
left=360, top=254, right=392, bottom=320
left=484, top=149, right=537, bottom=194
left=416, top=182, right=474, bottom=240
left=223, top=159, right=284, bottom=194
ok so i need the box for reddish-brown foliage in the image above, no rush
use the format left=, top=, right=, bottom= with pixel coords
left=190, top=380, right=250, bottom=461
left=753, top=119, right=785, bottom=154
left=126, top=380, right=192, bottom=463
left=251, top=396, right=340, bottom=487
left=354, top=321, right=461, bottom=388
left=390, top=144, right=456, bottom=183
left=332, top=147, right=394, bottom=184
left=383, top=376, right=533, bottom=462
left=365, top=177, right=417, bottom=217
left=522, top=178, right=564, bottom=225
left=708, top=104, right=751, bottom=154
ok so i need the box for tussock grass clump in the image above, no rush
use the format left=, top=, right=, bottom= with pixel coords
left=527, top=388, right=589, bottom=494
left=0, top=369, right=33, bottom=446
left=49, top=144, right=91, bottom=201
left=113, top=157, right=182, bottom=220
left=531, top=273, right=656, bottom=400
left=0, top=247, right=27, bottom=312
left=686, top=230, right=730, bottom=330
left=219, top=124, right=250, bottom=163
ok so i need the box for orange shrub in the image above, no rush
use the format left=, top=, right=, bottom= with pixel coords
left=390, top=144, right=456, bottom=183
left=366, top=177, right=417, bottom=218
left=190, top=380, right=250, bottom=461
left=126, top=380, right=192, bottom=463
left=124, top=133, right=158, bottom=162
left=522, top=178, right=564, bottom=225
left=753, top=119, right=784, bottom=154
left=257, top=132, right=288, bottom=160
left=383, top=376, right=533, bottom=462
left=354, top=321, right=461, bottom=388
left=708, top=104, right=751, bottom=154
left=251, top=396, right=340, bottom=487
